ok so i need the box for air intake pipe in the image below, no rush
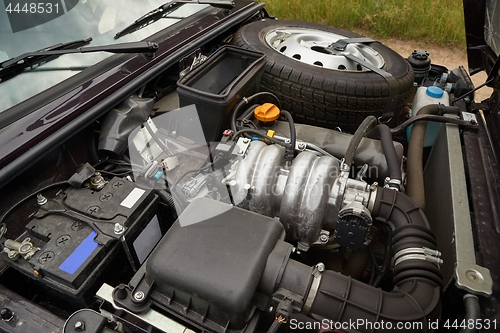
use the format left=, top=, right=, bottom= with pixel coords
left=295, top=188, right=442, bottom=332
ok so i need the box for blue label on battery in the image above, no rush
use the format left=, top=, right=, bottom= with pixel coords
left=59, top=231, right=98, bottom=274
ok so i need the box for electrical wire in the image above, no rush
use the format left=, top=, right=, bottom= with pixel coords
left=280, top=110, right=296, bottom=162
left=0, top=181, right=69, bottom=235
left=231, top=92, right=281, bottom=132
left=232, top=128, right=289, bottom=148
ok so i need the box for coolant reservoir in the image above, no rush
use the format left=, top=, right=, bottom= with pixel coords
left=407, top=86, right=449, bottom=147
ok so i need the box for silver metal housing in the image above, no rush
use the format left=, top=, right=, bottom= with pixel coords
left=230, top=141, right=376, bottom=250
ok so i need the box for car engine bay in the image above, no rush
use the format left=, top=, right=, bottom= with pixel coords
left=0, top=14, right=499, bottom=333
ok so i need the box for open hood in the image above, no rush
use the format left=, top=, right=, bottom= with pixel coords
left=464, top=0, right=500, bottom=80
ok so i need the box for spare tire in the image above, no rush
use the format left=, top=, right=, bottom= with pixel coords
left=232, top=19, right=414, bottom=131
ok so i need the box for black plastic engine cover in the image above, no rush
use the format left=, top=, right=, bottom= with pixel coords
left=117, top=197, right=284, bottom=332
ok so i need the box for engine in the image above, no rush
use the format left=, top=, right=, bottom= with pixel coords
left=0, top=42, right=486, bottom=333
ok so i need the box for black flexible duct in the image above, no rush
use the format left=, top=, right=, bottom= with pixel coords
left=367, top=124, right=402, bottom=182
left=306, top=188, right=442, bottom=332
left=344, top=116, right=378, bottom=168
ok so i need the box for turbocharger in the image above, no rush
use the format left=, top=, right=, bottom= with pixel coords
left=227, top=140, right=377, bottom=251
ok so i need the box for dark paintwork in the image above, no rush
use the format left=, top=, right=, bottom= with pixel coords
left=463, top=0, right=488, bottom=74
left=0, top=0, right=259, bottom=184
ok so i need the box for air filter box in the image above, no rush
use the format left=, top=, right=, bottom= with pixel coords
left=1, top=178, right=161, bottom=303
left=113, top=197, right=285, bottom=332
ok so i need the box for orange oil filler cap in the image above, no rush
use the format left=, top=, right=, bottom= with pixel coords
left=254, top=103, right=280, bottom=122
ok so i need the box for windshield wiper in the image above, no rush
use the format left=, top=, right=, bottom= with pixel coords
left=0, top=39, right=158, bottom=82
left=114, top=0, right=235, bottom=40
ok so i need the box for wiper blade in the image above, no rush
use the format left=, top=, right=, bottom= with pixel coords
left=0, top=37, right=93, bottom=72
left=0, top=39, right=158, bottom=82
left=114, top=0, right=235, bottom=40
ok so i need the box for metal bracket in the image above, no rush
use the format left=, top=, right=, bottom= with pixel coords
left=32, top=193, right=126, bottom=246
left=3, top=238, right=40, bottom=260
left=328, top=37, right=375, bottom=51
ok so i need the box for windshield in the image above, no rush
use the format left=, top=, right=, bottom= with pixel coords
left=0, top=0, right=208, bottom=113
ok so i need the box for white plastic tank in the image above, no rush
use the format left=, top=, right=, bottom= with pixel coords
left=407, top=86, right=450, bottom=147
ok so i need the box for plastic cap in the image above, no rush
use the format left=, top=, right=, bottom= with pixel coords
left=254, top=103, right=280, bottom=122
left=426, top=86, right=444, bottom=98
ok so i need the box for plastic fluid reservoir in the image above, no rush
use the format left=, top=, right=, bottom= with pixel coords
left=407, top=86, right=449, bottom=147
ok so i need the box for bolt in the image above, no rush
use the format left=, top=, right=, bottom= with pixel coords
left=171, top=131, right=177, bottom=136
left=74, top=321, right=85, bottom=331
left=319, top=234, right=328, bottom=243
left=316, top=263, right=325, bottom=272
left=242, top=138, right=250, bottom=144
left=114, top=223, right=124, bottom=235
left=268, top=306, right=274, bottom=313
left=134, top=291, right=145, bottom=301
left=238, top=149, right=244, bottom=154
left=36, top=194, right=47, bottom=206
left=0, top=308, right=14, bottom=322
left=297, top=142, right=306, bottom=150
left=470, top=119, right=477, bottom=125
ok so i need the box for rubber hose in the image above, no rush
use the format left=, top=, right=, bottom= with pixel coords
left=390, top=114, right=472, bottom=135
left=406, top=104, right=460, bottom=210
left=367, top=124, right=402, bottom=181
left=307, top=188, right=442, bottom=332
left=459, top=294, right=481, bottom=333
left=280, top=110, right=296, bottom=162
left=230, top=92, right=281, bottom=132
left=89, top=131, right=100, bottom=164
left=344, top=116, right=378, bottom=168
left=267, top=320, right=282, bottom=333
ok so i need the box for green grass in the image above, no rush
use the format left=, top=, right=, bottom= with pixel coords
left=261, top=0, right=466, bottom=47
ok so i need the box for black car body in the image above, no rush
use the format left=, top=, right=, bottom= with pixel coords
left=0, top=0, right=499, bottom=332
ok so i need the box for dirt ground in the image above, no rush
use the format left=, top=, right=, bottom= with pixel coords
left=377, top=38, right=492, bottom=102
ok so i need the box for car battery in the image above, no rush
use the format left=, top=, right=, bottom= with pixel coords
left=1, top=177, right=162, bottom=302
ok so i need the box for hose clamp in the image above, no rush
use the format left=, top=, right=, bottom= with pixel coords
left=394, top=247, right=443, bottom=268
left=302, top=263, right=323, bottom=315
left=384, top=177, right=402, bottom=191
